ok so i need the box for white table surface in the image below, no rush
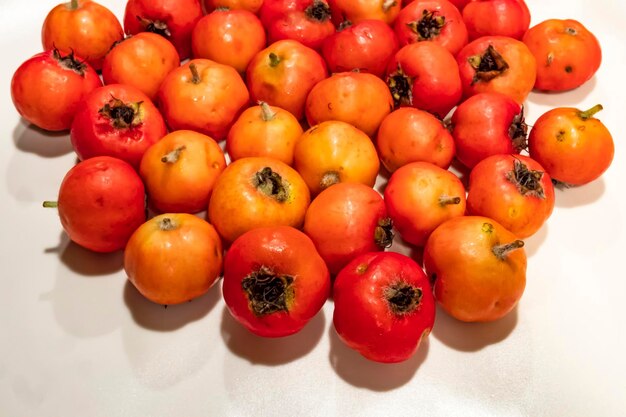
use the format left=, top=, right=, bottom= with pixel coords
left=1, top=1, right=625, bottom=416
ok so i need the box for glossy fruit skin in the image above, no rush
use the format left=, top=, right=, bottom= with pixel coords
left=191, top=9, right=266, bottom=74
left=448, top=0, right=471, bottom=9
left=293, top=121, right=380, bottom=196
left=124, top=213, right=223, bottom=305
left=123, top=0, right=203, bottom=60
left=102, top=32, right=180, bottom=101
left=226, top=102, right=303, bottom=166
left=328, top=0, right=401, bottom=25
left=247, top=40, right=328, bottom=120
left=139, top=130, right=227, bottom=214
left=260, top=0, right=335, bottom=51
left=54, top=156, right=146, bottom=253
left=384, top=162, right=466, bottom=247
left=305, top=72, right=394, bottom=137
left=333, top=252, right=436, bottom=363
left=11, top=50, right=102, bottom=132
left=386, top=42, right=462, bottom=119
left=423, top=216, right=527, bottom=322
left=462, top=0, right=531, bottom=41
left=467, top=154, right=555, bottom=238
left=303, top=183, right=393, bottom=276
left=376, top=107, right=455, bottom=172
left=41, top=0, right=124, bottom=71
left=157, top=59, right=249, bottom=140
left=522, top=19, right=602, bottom=92
left=70, top=84, right=168, bottom=169
left=394, top=0, right=469, bottom=56
left=203, top=0, right=264, bottom=13
left=456, top=35, right=536, bottom=104
left=321, top=19, right=399, bottom=78
left=208, top=157, right=311, bottom=244
left=222, top=226, right=330, bottom=337
left=528, top=106, right=614, bottom=185
left=451, top=92, right=525, bottom=169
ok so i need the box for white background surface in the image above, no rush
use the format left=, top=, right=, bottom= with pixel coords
left=1, top=0, right=625, bottom=416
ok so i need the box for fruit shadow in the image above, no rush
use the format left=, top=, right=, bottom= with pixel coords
left=526, top=78, right=597, bottom=108
left=123, top=280, right=222, bottom=332
left=431, top=305, right=518, bottom=352
left=219, top=306, right=326, bottom=366
left=553, top=177, right=606, bottom=208
left=12, top=120, right=74, bottom=157
left=522, top=222, right=549, bottom=259
left=45, top=232, right=124, bottom=276
left=328, top=324, right=429, bottom=391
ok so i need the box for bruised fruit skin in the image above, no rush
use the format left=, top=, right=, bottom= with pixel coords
left=523, top=19, right=602, bottom=92
left=46, top=156, right=146, bottom=253
left=124, top=213, right=223, bottom=305
left=333, top=251, right=436, bottom=363
left=424, top=216, right=527, bottom=322
left=303, top=182, right=394, bottom=276
left=467, top=154, right=555, bottom=238
left=528, top=105, right=614, bottom=186
left=222, top=226, right=331, bottom=337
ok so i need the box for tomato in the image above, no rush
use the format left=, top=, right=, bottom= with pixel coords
left=423, top=216, right=526, bottom=322
left=123, top=0, right=203, bottom=60
left=450, top=92, right=526, bottom=169
left=226, top=102, right=303, bottom=165
left=528, top=105, right=614, bottom=186
left=10, top=49, right=102, bottom=132
left=522, top=19, right=602, bottom=92
left=102, top=32, right=180, bottom=101
left=70, top=84, right=167, bottom=169
left=157, top=59, right=249, bottom=141
left=467, top=154, right=555, bottom=238
left=328, top=0, right=401, bottom=25
left=305, top=72, right=394, bottom=137
left=447, top=0, right=471, bottom=10
left=139, top=130, right=226, bottom=214
left=456, top=35, right=536, bottom=104
left=321, top=19, right=399, bottom=78
left=124, top=213, right=223, bottom=305
left=386, top=42, right=462, bottom=119
left=246, top=40, right=328, bottom=120
left=222, top=226, right=330, bottom=337
left=333, top=252, right=435, bottom=363
left=394, top=0, right=468, bottom=56
left=41, top=0, right=124, bottom=71
left=191, top=9, right=266, bottom=74
left=376, top=107, right=456, bottom=172
left=293, top=121, right=380, bottom=196
left=303, top=183, right=393, bottom=276
left=208, top=157, right=311, bottom=244
left=462, top=0, right=531, bottom=41
left=260, top=0, right=335, bottom=51
left=384, top=162, right=466, bottom=247
left=203, top=0, right=264, bottom=14
left=44, top=156, right=145, bottom=253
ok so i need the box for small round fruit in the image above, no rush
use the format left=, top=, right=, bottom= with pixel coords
left=124, top=213, right=223, bottom=305
left=463, top=0, right=531, bottom=41
left=424, top=216, right=527, bottom=322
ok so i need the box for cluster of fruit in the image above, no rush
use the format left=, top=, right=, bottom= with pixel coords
left=10, top=0, right=614, bottom=364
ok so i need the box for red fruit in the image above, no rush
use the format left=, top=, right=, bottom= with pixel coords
left=462, top=0, right=531, bottom=41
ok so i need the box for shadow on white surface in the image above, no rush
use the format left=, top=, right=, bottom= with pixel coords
left=45, top=232, right=124, bottom=276
left=526, top=77, right=597, bottom=108
left=220, top=306, right=326, bottom=365
left=523, top=222, right=549, bottom=258
left=12, top=120, right=74, bottom=158
left=123, top=280, right=222, bottom=332
left=431, top=306, right=518, bottom=352
left=327, top=324, right=428, bottom=391
left=553, top=178, right=606, bottom=208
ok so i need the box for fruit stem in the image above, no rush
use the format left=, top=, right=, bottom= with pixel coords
left=43, top=201, right=58, bottom=208
left=338, top=20, right=352, bottom=31
left=320, top=171, right=340, bottom=190
left=382, top=0, right=396, bottom=12
left=269, top=52, right=281, bottom=68
left=253, top=167, right=288, bottom=202
left=578, top=104, right=603, bottom=121
left=492, top=240, right=525, bottom=260
left=161, top=146, right=186, bottom=164
left=242, top=266, right=294, bottom=316
left=189, top=63, right=201, bottom=84
left=158, top=217, right=178, bottom=231
left=439, top=195, right=461, bottom=206
left=374, top=218, right=394, bottom=249
left=68, top=0, right=79, bottom=10
left=259, top=101, right=276, bottom=122
left=384, top=282, right=421, bottom=315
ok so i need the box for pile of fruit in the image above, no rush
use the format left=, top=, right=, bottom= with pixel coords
left=10, top=0, right=614, bottom=364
